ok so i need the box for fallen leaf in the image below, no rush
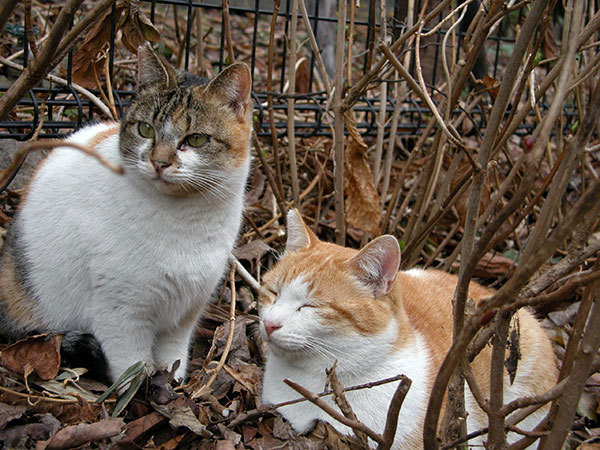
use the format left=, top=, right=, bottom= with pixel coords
left=577, top=391, right=598, bottom=422
left=215, top=440, right=236, bottom=450
left=245, top=164, right=266, bottom=205
left=272, top=415, right=295, bottom=440
left=152, top=400, right=211, bottom=437
left=580, top=443, right=600, bottom=450
left=216, top=423, right=242, bottom=445
left=452, top=251, right=516, bottom=280
left=1, top=413, right=59, bottom=448
left=309, top=421, right=357, bottom=450
left=247, top=435, right=286, bottom=450
left=0, top=334, right=62, bottom=380
left=0, top=402, right=26, bottom=430
left=147, top=370, right=179, bottom=405
left=1, top=423, right=55, bottom=448
left=216, top=318, right=251, bottom=364
left=233, top=240, right=273, bottom=273
left=37, top=417, right=124, bottom=450
left=121, top=411, right=166, bottom=444
left=229, top=363, right=263, bottom=396
left=157, top=433, right=187, bottom=450
left=35, top=379, right=98, bottom=402
left=242, top=425, right=258, bottom=443
left=344, top=115, right=381, bottom=235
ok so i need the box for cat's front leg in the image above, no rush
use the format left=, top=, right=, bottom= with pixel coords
left=92, top=317, right=156, bottom=383
left=153, top=322, right=196, bottom=382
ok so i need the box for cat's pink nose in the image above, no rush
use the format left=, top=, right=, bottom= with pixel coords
left=152, top=160, right=171, bottom=174
left=263, top=320, right=282, bottom=337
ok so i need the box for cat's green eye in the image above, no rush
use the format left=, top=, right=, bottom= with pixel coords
left=185, top=133, right=208, bottom=148
left=138, top=122, right=154, bottom=139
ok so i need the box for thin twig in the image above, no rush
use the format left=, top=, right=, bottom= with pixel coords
left=221, top=0, right=235, bottom=63
left=287, top=0, right=300, bottom=206
left=284, top=378, right=385, bottom=445
left=332, top=0, right=347, bottom=245
left=226, top=374, right=408, bottom=429
left=1, top=139, right=123, bottom=193
left=191, top=264, right=238, bottom=398
left=229, top=255, right=260, bottom=293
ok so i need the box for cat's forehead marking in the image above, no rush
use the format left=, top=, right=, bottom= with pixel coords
left=279, top=276, right=312, bottom=304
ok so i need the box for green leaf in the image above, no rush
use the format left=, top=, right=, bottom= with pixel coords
left=96, top=361, right=146, bottom=404
left=112, top=371, right=145, bottom=417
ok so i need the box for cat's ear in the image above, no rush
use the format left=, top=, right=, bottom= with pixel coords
left=345, top=235, right=400, bottom=297
left=204, top=63, right=252, bottom=119
left=137, top=43, right=177, bottom=90
left=285, top=209, right=318, bottom=253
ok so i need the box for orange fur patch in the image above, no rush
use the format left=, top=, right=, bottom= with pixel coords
left=260, top=233, right=559, bottom=428
left=0, top=250, right=43, bottom=333
left=87, top=122, right=120, bottom=150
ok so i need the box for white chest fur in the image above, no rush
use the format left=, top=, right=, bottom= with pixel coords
left=17, top=122, right=249, bottom=381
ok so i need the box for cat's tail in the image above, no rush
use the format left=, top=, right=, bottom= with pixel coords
left=60, top=332, right=111, bottom=385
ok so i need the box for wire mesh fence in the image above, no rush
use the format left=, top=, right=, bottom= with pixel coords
left=0, top=0, right=575, bottom=141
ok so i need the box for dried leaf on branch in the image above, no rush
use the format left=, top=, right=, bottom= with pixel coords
left=344, top=115, right=382, bottom=235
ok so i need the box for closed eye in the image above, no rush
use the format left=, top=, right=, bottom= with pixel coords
left=261, top=286, right=278, bottom=300
left=297, top=304, right=315, bottom=311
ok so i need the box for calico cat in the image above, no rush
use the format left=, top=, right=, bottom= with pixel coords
left=259, top=210, right=557, bottom=449
left=0, top=45, right=253, bottom=384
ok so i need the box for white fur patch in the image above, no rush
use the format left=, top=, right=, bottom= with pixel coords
left=19, top=121, right=250, bottom=382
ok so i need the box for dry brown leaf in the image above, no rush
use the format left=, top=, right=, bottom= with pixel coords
left=579, top=444, right=600, bottom=450
left=71, top=1, right=160, bottom=88
left=71, top=4, right=126, bottom=88
left=0, top=334, right=62, bottom=381
left=0, top=403, right=27, bottom=430
left=232, top=240, right=272, bottom=272
left=37, top=418, right=124, bottom=450
left=482, top=74, right=500, bottom=101
left=308, top=421, right=356, bottom=450
left=121, top=411, right=166, bottom=444
left=247, top=435, right=286, bottom=450
left=344, top=115, right=381, bottom=235
left=242, top=425, right=259, bottom=443
left=295, top=58, right=311, bottom=94
left=229, top=363, right=263, bottom=396
left=121, top=1, right=161, bottom=54
left=452, top=251, right=516, bottom=280
left=542, top=26, right=559, bottom=60
left=1, top=420, right=58, bottom=448
left=152, top=398, right=210, bottom=437
left=215, top=440, right=237, bottom=450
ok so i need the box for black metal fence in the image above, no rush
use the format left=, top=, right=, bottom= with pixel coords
left=0, top=1, right=566, bottom=141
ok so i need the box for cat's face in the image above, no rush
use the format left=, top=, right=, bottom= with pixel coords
left=120, top=46, right=252, bottom=197
left=258, top=210, right=402, bottom=369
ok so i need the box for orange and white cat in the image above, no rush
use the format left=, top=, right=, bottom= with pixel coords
left=259, top=210, right=557, bottom=449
